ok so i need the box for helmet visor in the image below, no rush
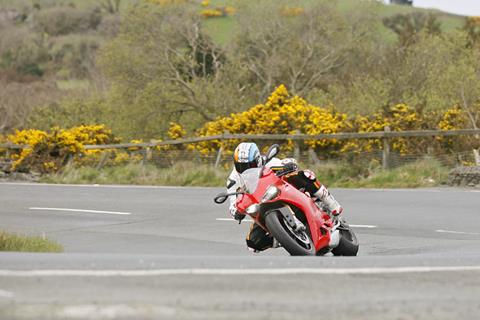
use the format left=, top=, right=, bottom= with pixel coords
left=235, top=161, right=258, bottom=174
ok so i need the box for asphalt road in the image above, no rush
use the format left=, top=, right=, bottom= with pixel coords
left=0, top=182, right=479, bottom=319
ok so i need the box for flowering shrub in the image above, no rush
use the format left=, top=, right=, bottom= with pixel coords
left=6, top=125, right=119, bottom=173
left=167, top=122, right=186, bottom=140
left=353, top=104, right=429, bottom=154
left=200, top=8, right=223, bottom=18
left=280, top=6, right=305, bottom=17
left=437, top=106, right=476, bottom=153
left=199, top=1, right=235, bottom=19
left=145, top=0, right=187, bottom=5
left=196, top=85, right=349, bottom=156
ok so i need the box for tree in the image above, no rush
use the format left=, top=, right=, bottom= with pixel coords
left=98, top=3, right=250, bottom=138
left=97, top=0, right=121, bottom=14
left=0, top=80, right=63, bottom=134
left=231, top=0, right=381, bottom=99
left=383, top=12, right=441, bottom=46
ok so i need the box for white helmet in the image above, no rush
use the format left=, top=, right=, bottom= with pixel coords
left=233, top=142, right=262, bottom=173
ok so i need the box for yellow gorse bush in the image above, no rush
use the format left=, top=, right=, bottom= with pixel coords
left=145, top=0, right=187, bottom=5
left=6, top=125, right=119, bottom=173
left=280, top=6, right=305, bottom=17
left=200, top=8, right=223, bottom=18
left=353, top=104, right=427, bottom=154
left=196, top=84, right=349, bottom=155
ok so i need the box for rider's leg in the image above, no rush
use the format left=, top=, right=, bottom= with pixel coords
left=246, top=223, right=274, bottom=252
left=285, top=170, right=343, bottom=215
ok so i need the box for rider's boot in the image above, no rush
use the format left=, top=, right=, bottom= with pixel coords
left=314, top=185, right=343, bottom=216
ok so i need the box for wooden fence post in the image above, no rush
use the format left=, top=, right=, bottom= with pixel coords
left=214, top=146, right=223, bottom=168
left=474, top=149, right=480, bottom=166
left=308, top=148, right=321, bottom=166
left=382, top=126, right=391, bottom=170
left=96, top=151, right=109, bottom=169
left=142, top=147, right=152, bottom=166
left=294, top=130, right=300, bottom=160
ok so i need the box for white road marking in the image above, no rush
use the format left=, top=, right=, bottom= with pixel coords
left=0, top=289, right=15, bottom=298
left=216, top=218, right=377, bottom=228
left=0, top=266, right=479, bottom=277
left=350, top=224, right=377, bottom=228
left=57, top=304, right=177, bottom=318
left=29, top=207, right=132, bottom=216
left=216, top=218, right=253, bottom=222
left=436, top=229, right=480, bottom=235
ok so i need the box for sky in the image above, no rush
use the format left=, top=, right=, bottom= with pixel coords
left=413, top=0, right=480, bottom=16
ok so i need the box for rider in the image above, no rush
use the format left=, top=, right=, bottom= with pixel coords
left=226, top=142, right=343, bottom=252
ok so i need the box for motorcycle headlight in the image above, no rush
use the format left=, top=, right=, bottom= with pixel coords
left=262, top=185, right=280, bottom=203
left=246, top=204, right=260, bottom=216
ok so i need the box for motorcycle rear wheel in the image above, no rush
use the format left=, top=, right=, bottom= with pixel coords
left=265, top=211, right=316, bottom=256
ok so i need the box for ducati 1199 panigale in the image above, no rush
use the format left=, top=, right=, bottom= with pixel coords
left=214, top=144, right=359, bottom=256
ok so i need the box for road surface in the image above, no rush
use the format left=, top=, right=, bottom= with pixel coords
left=0, top=183, right=479, bottom=319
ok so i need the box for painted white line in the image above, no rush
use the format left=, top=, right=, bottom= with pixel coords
left=216, top=218, right=253, bottom=222
left=29, top=207, right=132, bottom=216
left=0, top=289, right=15, bottom=298
left=349, top=224, right=377, bottom=228
left=216, top=218, right=377, bottom=228
left=58, top=304, right=176, bottom=318
left=436, top=229, right=480, bottom=235
left=0, top=266, right=479, bottom=277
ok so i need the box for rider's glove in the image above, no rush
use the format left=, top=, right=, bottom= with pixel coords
left=234, top=211, right=245, bottom=223
left=282, top=162, right=298, bottom=174
left=230, top=206, right=244, bottom=223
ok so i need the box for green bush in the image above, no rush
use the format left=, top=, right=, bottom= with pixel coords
left=33, top=6, right=102, bottom=36
left=49, top=34, right=101, bottom=78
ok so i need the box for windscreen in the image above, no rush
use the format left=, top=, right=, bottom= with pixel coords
left=239, top=167, right=262, bottom=194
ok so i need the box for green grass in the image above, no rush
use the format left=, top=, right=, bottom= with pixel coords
left=56, top=79, right=91, bottom=90
left=0, top=231, right=63, bottom=252
left=43, top=159, right=449, bottom=189
left=315, top=159, right=449, bottom=188
left=205, top=0, right=466, bottom=46
left=43, top=162, right=230, bottom=187
left=0, top=0, right=466, bottom=47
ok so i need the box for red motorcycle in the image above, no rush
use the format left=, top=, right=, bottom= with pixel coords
left=214, top=145, right=359, bottom=256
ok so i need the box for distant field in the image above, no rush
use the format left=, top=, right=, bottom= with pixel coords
left=0, top=0, right=466, bottom=46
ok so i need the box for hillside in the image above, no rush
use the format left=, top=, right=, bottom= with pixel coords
left=1, top=0, right=478, bottom=142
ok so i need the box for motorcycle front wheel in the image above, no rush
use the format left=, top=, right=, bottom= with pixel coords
left=331, top=228, right=359, bottom=256
left=265, top=211, right=316, bottom=256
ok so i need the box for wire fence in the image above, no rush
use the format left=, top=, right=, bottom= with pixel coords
left=1, top=129, right=479, bottom=172
left=83, top=148, right=478, bottom=170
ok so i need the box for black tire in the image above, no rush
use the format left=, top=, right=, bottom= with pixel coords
left=265, top=211, right=315, bottom=256
left=331, top=228, right=359, bottom=256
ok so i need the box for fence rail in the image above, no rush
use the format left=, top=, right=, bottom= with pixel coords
left=1, top=129, right=479, bottom=169
left=1, top=129, right=480, bottom=150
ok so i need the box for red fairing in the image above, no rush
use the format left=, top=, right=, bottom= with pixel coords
left=235, top=168, right=332, bottom=253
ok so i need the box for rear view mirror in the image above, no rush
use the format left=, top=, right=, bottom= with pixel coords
left=265, top=144, right=280, bottom=163
left=214, top=193, right=229, bottom=204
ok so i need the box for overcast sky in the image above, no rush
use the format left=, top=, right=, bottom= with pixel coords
left=413, top=0, right=480, bottom=16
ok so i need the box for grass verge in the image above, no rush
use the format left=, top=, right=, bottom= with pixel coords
left=43, top=162, right=230, bottom=187
left=315, top=159, right=449, bottom=188
left=43, top=159, right=449, bottom=189
left=0, top=231, right=63, bottom=252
